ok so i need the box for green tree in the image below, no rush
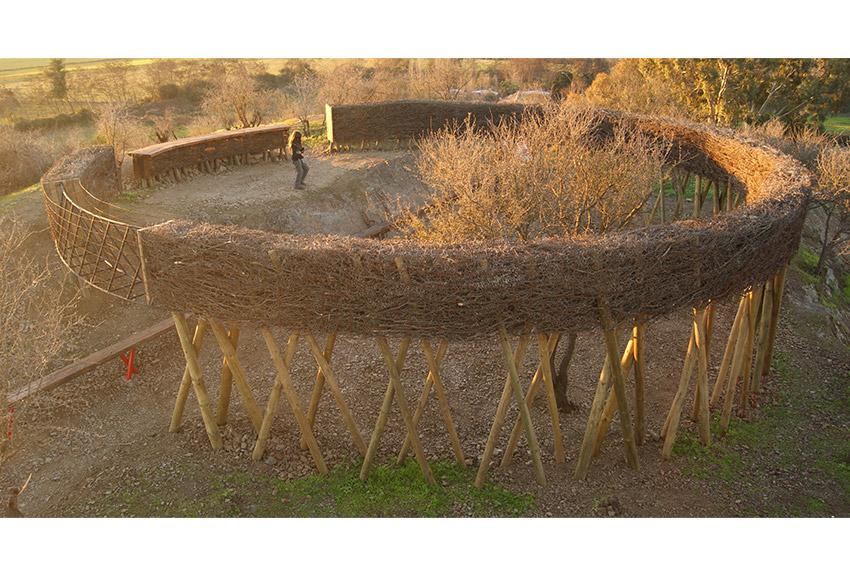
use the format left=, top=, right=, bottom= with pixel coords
left=44, top=58, right=67, bottom=100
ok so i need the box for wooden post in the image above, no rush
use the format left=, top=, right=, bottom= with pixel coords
left=537, top=333, right=565, bottom=464
left=374, top=337, right=435, bottom=484
left=634, top=323, right=647, bottom=446
left=397, top=340, right=446, bottom=464
left=752, top=280, right=774, bottom=395
left=305, top=332, right=366, bottom=456
left=171, top=313, right=222, bottom=450
left=498, top=325, right=546, bottom=486
left=475, top=330, right=530, bottom=488
left=762, top=267, right=787, bottom=378
left=501, top=333, right=561, bottom=467
left=693, top=174, right=702, bottom=219
left=694, top=308, right=711, bottom=444
left=721, top=293, right=752, bottom=431
left=575, top=331, right=619, bottom=480
left=216, top=326, right=239, bottom=426
left=710, top=296, right=747, bottom=407
left=740, top=285, right=764, bottom=415
left=255, top=329, right=328, bottom=474
left=591, top=335, right=636, bottom=458
left=600, top=314, right=639, bottom=470
left=170, top=318, right=208, bottom=433
left=208, top=319, right=263, bottom=434
left=301, top=333, right=336, bottom=450
left=361, top=338, right=409, bottom=481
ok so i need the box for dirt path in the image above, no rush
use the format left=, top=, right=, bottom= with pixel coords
left=1, top=147, right=848, bottom=520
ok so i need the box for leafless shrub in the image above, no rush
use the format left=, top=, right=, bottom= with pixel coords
left=94, top=102, right=148, bottom=165
left=813, top=144, right=850, bottom=268
left=399, top=103, right=668, bottom=244
left=0, top=127, right=87, bottom=195
left=0, top=214, right=79, bottom=463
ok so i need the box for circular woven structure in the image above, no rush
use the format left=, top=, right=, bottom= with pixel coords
left=137, top=108, right=810, bottom=341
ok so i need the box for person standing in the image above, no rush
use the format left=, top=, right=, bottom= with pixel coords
left=288, top=130, right=309, bottom=190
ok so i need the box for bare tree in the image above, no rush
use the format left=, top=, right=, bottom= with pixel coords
left=287, top=72, right=319, bottom=136
left=402, top=104, right=668, bottom=409
left=201, top=60, right=276, bottom=129
left=813, top=144, right=850, bottom=275
left=0, top=215, right=79, bottom=464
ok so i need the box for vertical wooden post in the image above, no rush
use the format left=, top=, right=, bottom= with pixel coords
left=721, top=293, right=752, bottom=431
left=172, top=312, right=222, bottom=450
left=752, top=280, right=774, bottom=395
left=633, top=323, right=647, bottom=446
left=762, top=267, right=787, bottom=378
left=575, top=331, right=618, bottom=480
left=591, top=334, right=634, bottom=457
left=739, top=285, right=764, bottom=415
left=694, top=308, right=711, bottom=444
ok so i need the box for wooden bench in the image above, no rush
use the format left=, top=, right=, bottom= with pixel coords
left=129, top=124, right=293, bottom=185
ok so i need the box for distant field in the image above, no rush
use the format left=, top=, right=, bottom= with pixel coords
left=0, top=58, right=146, bottom=85
left=824, top=114, right=850, bottom=134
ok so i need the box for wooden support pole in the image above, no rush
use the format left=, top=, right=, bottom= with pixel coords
left=305, top=332, right=366, bottom=456
left=361, top=338, right=408, bottom=480
left=475, top=331, right=530, bottom=488
left=374, top=337, right=435, bottom=484
left=740, top=285, right=764, bottom=415
left=256, top=329, right=328, bottom=473
left=397, top=340, right=446, bottom=464
left=752, top=280, right=774, bottom=395
left=762, top=267, right=787, bottom=378
left=424, top=340, right=465, bottom=465
left=170, top=318, right=208, bottom=433
left=501, top=333, right=561, bottom=467
left=171, top=313, right=222, bottom=450
left=575, top=331, right=619, bottom=481
left=538, top=333, right=565, bottom=464
left=601, top=316, right=640, bottom=470
left=661, top=311, right=702, bottom=458
left=216, top=326, right=239, bottom=426
left=591, top=336, right=636, bottom=458
left=634, top=323, right=647, bottom=446
left=710, top=296, right=747, bottom=407
left=694, top=308, right=711, bottom=445
left=693, top=174, right=702, bottom=219
left=721, top=293, right=752, bottom=431
left=498, top=326, right=546, bottom=486
left=301, top=334, right=336, bottom=450
left=208, top=319, right=263, bottom=434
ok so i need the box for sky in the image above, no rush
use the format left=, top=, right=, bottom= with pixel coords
left=3, top=1, right=847, bottom=58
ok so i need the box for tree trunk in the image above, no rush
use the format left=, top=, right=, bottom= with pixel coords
left=552, top=332, right=578, bottom=412
left=815, top=207, right=834, bottom=279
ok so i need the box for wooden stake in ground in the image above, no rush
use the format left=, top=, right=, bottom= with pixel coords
left=397, top=340, right=466, bottom=467
left=255, top=329, right=328, bottom=474
left=762, top=267, right=787, bottom=379
left=497, top=325, right=546, bottom=486
left=216, top=326, right=239, bottom=426
left=301, top=334, right=336, bottom=451
left=208, top=319, right=263, bottom=434
left=304, top=332, right=367, bottom=456
left=500, top=333, right=563, bottom=468
left=171, top=312, right=222, bottom=450
left=633, top=323, right=647, bottom=446
left=590, top=335, right=636, bottom=458
left=170, top=318, right=207, bottom=433
left=475, top=330, right=530, bottom=488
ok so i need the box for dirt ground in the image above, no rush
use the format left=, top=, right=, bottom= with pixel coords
left=1, top=145, right=849, bottom=523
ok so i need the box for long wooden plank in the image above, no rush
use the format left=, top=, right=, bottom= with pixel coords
left=6, top=315, right=179, bottom=405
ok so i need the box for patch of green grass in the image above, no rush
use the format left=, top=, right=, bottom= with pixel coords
left=83, top=458, right=535, bottom=518
left=824, top=114, right=850, bottom=135
left=790, top=245, right=821, bottom=285
left=673, top=350, right=850, bottom=516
